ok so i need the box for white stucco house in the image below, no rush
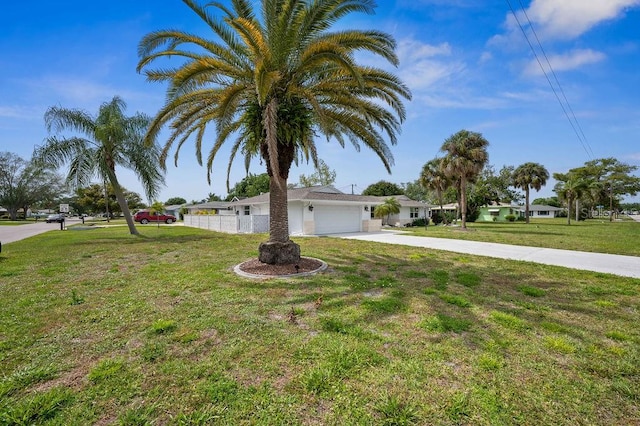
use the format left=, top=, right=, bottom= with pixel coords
left=230, top=185, right=383, bottom=235
left=516, top=204, right=563, bottom=219
left=182, top=185, right=430, bottom=235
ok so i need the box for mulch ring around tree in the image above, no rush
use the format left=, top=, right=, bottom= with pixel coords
left=234, top=257, right=328, bottom=279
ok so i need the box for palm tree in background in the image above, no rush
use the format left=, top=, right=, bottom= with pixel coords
left=137, top=0, right=410, bottom=264
left=553, top=173, right=585, bottom=225
left=512, top=162, right=549, bottom=224
left=420, top=157, right=451, bottom=225
left=374, top=197, right=401, bottom=226
left=33, top=96, right=164, bottom=235
left=440, top=130, right=489, bottom=229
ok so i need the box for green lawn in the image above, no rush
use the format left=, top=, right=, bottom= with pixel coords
left=406, top=217, right=640, bottom=256
left=0, top=226, right=638, bottom=425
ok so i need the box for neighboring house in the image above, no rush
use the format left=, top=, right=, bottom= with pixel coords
left=477, top=203, right=517, bottom=222
left=429, top=203, right=459, bottom=220
left=375, top=195, right=430, bottom=227
left=516, top=204, right=563, bottom=219
left=185, top=198, right=250, bottom=215
left=185, top=201, right=233, bottom=215
left=182, top=185, right=423, bottom=235
left=163, top=204, right=186, bottom=218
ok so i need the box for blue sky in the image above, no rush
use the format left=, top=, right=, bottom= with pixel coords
left=1, top=1, right=639, bottom=203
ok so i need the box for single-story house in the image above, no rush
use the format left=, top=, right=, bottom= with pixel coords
left=163, top=204, right=188, bottom=217
left=429, top=203, right=459, bottom=220
left=516, top=204, right=563, bottom=219
left=477, top=203, right=517, bottom=222
left=229, top=185, right=385, bottom=235
left=184, top=201, right=233, bottom=215
left=374, top=195, right=430, bottom=227
left=182, top=185, right=433, bottom=235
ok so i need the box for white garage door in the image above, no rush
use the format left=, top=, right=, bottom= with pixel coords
left=314, top=205, right=361, bottom=235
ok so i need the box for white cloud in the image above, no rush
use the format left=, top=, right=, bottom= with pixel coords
left=510, top=0, right=640, bottom=40
left=395, top=39, right=466, bottom=91
left=523, top=49, right=606, bottom=76
left=397, top=39, right=452, bottom=59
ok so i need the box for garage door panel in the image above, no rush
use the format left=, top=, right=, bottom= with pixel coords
left=314, top=205, right=361, bottom=234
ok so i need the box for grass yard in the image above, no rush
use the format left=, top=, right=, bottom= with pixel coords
left=405, top=217, right=640, bottom=256
left=0, top=226, right=638, bottom=425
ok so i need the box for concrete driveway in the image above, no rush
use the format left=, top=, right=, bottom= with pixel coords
left=333, top=230, right=640, bottom=279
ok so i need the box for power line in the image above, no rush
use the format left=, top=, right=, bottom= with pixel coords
left=517, top=0, right=595, bottom=158
left=506, top=0, right=594, bottom=159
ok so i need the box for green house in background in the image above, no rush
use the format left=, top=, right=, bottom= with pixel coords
left=477, top=203, right=516, bottom=222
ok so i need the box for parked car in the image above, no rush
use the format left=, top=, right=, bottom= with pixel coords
left=46, top=213, right=65, bottom=223
left=133, top=210, right=177, bottom=224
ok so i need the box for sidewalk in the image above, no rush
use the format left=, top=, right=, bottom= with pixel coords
left=334, top=230, right=640, bottom=279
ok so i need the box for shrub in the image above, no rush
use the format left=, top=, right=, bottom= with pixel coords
left=430, top=212, right=443, bottom=225
left=504, top=214, right=516, bottom=222
left=408, top=217, right=429, bottom=227
left=444, top=212, right=457, bottom=224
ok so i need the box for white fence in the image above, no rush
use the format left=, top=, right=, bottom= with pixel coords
left=183, top=214, right=269, bottom=234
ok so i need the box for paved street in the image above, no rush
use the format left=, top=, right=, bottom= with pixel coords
left=0, top=218, right=80, bottom=244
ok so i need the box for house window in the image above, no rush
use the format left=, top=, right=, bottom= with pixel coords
left=370, top=206, right=376, bottom=219
left=490, top=211, right=500, bottom=217
left=244, top=206, right=250, bottom=216
left=410, top=207, right=419, bottom=218
left=538, top=210, right=549, bottom=216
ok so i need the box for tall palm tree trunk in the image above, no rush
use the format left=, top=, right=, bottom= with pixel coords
left=105, top=168, right=139, bottom=235
left=258, top=174, right=301, bottom=264
left=268, top=174, right=290, bottom=243
left=567, top=196, right=572, bottom=225
left=460, top=177, right=468, bottom=229
left=257, top=99, right=300, bottom=265
left=525, top=188, right=530, bottom=224
left=437, top=190, right=447, bottom=225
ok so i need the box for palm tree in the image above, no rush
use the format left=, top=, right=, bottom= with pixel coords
left=553, top=174, right=585, bottom=225
left=374, top=197, right=401, bottom=226
left=33, top=96, right=164, bottom=235
left=420, top=157, right=451, bottom=225
left=512, top=162, right=549, bottom=224
left=137, top=0, right=410, bottom=264
left=440, top=130, right=489, bottom=229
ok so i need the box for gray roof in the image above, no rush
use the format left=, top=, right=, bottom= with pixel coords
left=231, top=185, right=427, bottom=207
left=164, top=204, right=185, bottom=210
left=187, top=201, right=232, bottom=209
left=377, top=195, right=431, bottom=208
